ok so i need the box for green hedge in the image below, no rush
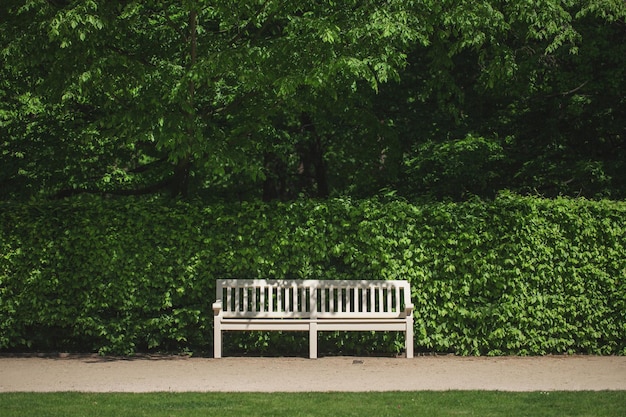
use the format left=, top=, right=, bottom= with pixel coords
left=1, top=194, right=625, bottom=355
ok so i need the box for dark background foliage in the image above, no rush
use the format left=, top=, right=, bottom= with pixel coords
left=2, top=1, right=625, bottom=202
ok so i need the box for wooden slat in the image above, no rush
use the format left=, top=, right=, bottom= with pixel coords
left=361, top=288, right=367, bottom=313
left=395, top=286, right=401, bottom=312
left=309, top=287, right=316, bottom=317
left=295, top=287, right=301, bottom=313
left=268, top=286, right=273, bottom=312
left=338, top=288, right=343, bottom=312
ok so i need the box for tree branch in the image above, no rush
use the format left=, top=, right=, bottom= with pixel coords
left=127, top=157, right=168, bottom=174
left=161, top=7, right=187, bottom=41
left=559, top=80, right=589, bottom=96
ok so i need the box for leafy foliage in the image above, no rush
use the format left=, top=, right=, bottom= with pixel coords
left=1, top=1, right=625, bottom=201
left=403, top=134, right=505, bottom=200
left=1, top=0, right=422, bottom=200
left=1, top=195, right=624, bottom=355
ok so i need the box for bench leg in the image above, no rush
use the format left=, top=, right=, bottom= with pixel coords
left=309, top=322, right=318, bottom=359
left=405, top=320, right=414, bottom=359
left=214, top=323, right=222, bottom=359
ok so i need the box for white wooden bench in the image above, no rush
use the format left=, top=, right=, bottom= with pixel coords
left=212, top=279, right=414, bottom=359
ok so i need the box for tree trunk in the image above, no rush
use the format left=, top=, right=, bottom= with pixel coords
left=262, top=152, right=287, bottom=201
left=170, top=7, right=198, bottom=199
left=299, top=113, right=329, bottom=198
left=170, top=158, right=191, bottom=198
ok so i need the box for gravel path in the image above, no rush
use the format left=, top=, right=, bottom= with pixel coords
left=2, top=354, right=625, bottom=392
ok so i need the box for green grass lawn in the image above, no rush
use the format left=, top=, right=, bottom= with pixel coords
left=1, top=391, right=625, bottom=417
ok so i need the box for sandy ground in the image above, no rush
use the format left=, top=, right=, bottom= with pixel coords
left=1, top=354, right=625, bottom=392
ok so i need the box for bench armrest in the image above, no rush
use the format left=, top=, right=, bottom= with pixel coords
left=404, top=303, right=414, bottom=315
left=212, top=300, right=223, bottom=315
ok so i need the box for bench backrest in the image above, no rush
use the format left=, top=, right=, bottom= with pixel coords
left=216, top=279, right=411, bottom=319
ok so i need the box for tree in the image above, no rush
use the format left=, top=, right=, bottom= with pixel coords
left=1, top=0, right=421, bottom=200
left=377, top=0, right=626, bottom=200
left=2, top=0, right=624, bottom=202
